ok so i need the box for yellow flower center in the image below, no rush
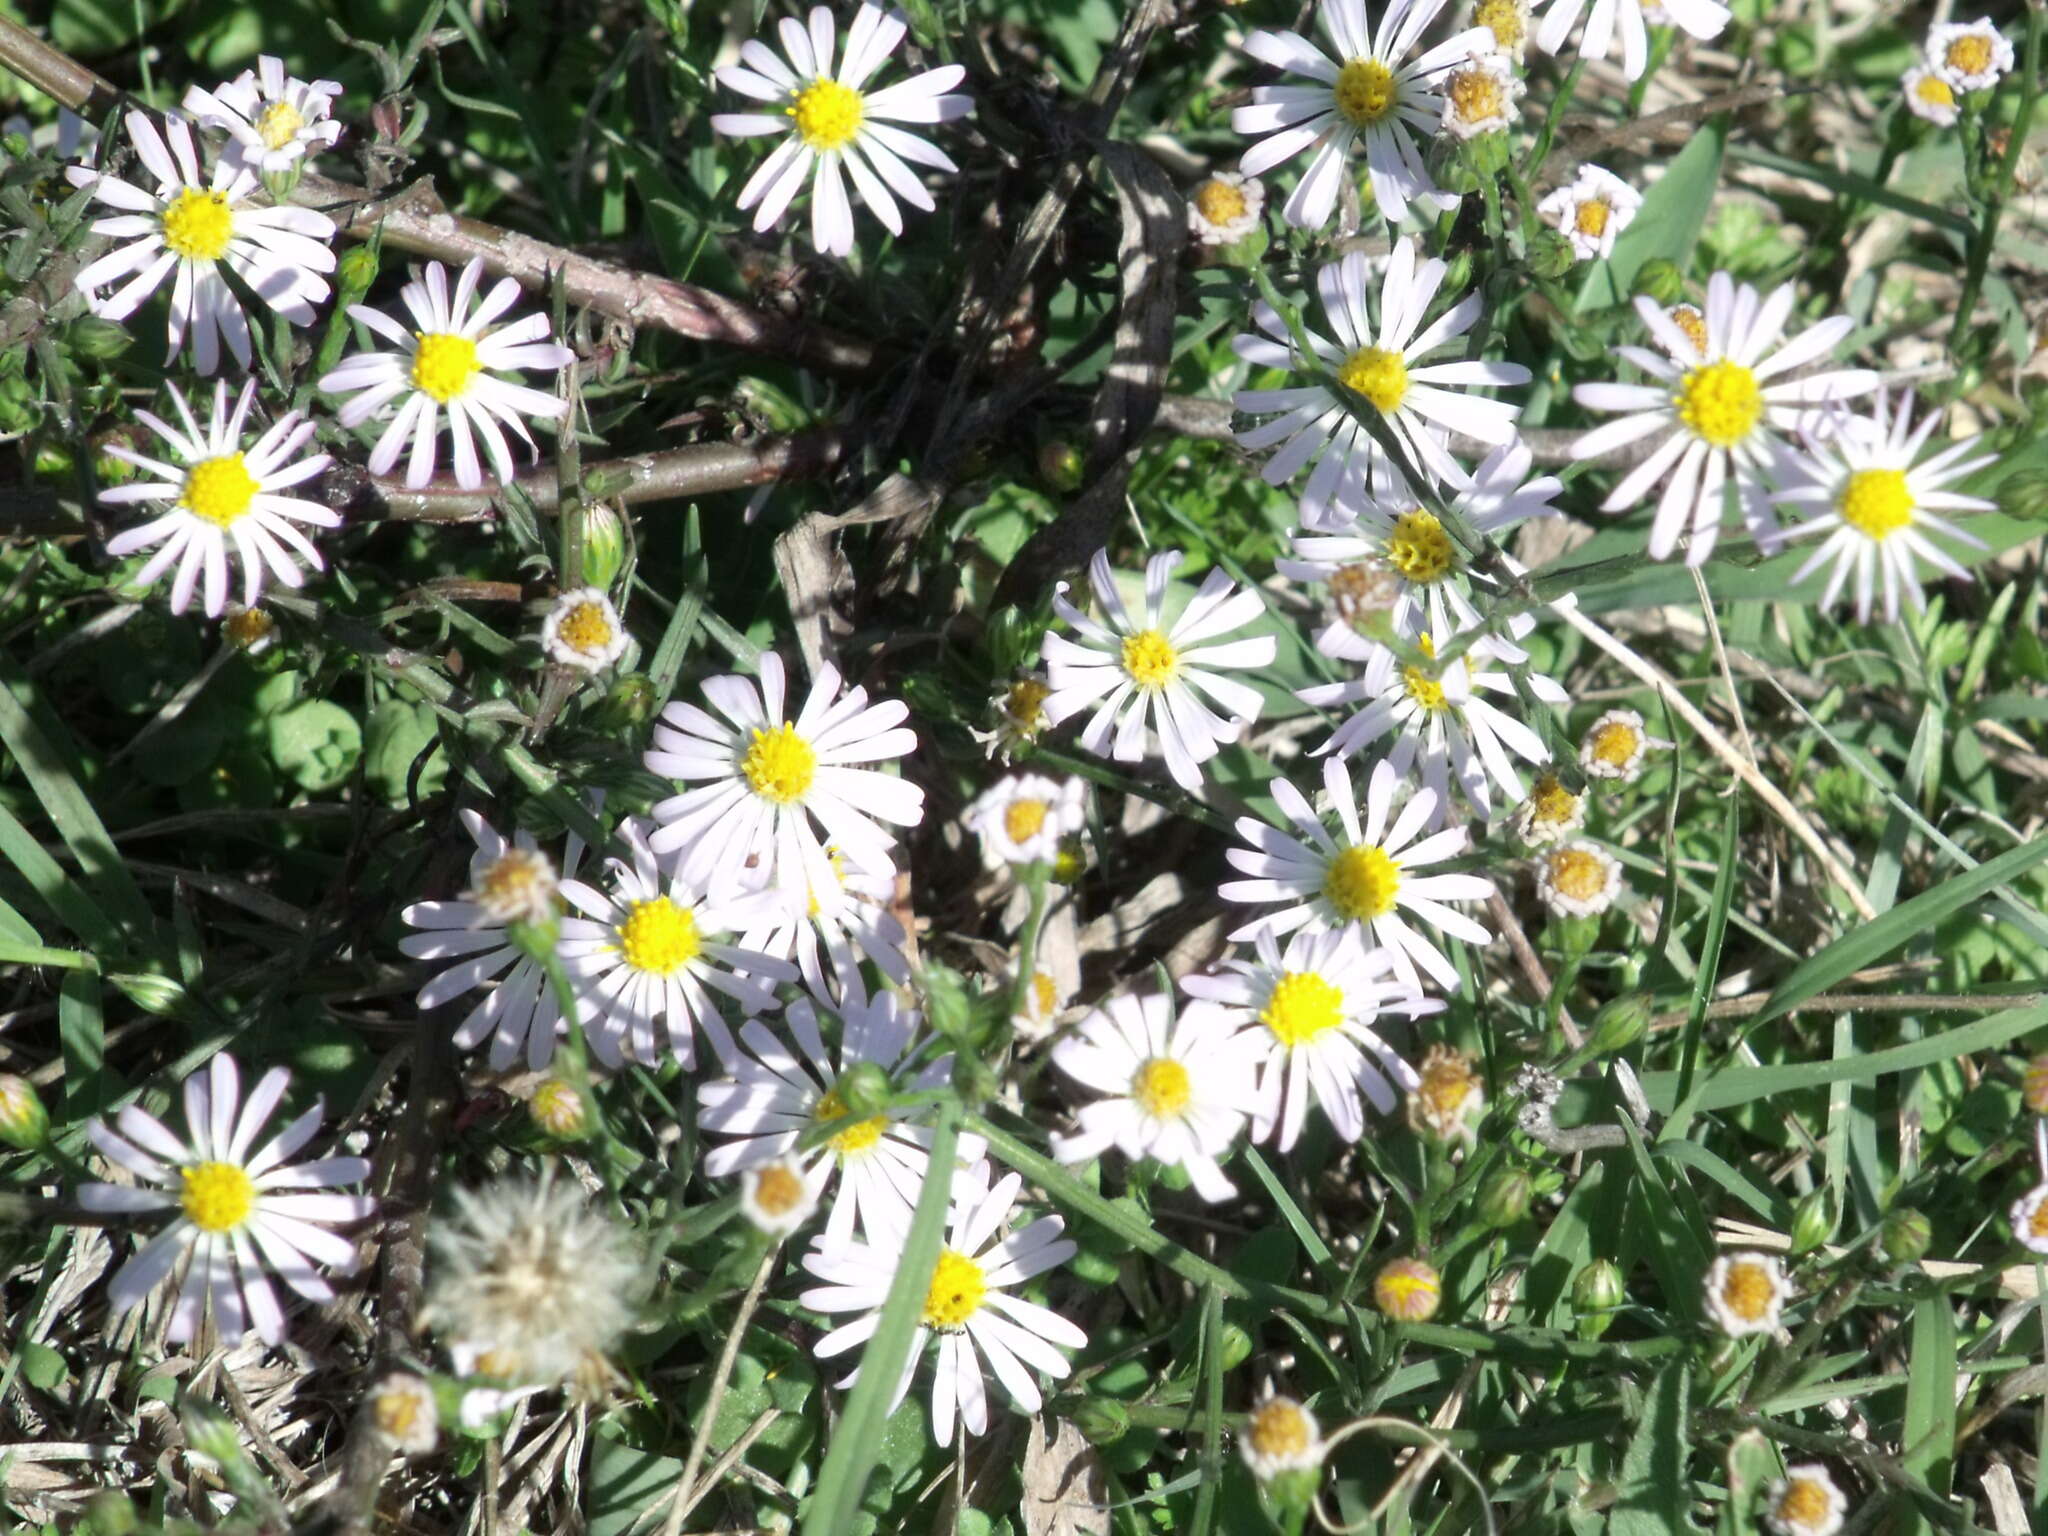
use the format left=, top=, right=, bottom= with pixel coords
left=815, top=1089, right=887, bottom=1157
left=1384, top=509, right=1457, bottom=584
left=741, top=722, right=818, bottom=804
left=1446, top=65, right=1505, bottom=128
left=1194, top=177, right=1249, bottom=226
left=1718, top=1260, right=1777, bottom=1322
left=224, top=608, right=276, bottom=649
left=554, top=600, right=615, bottom=656
left=789, top=78, right=864, bottom=151
left=1004, top=678, right=1050, bottom=728
left=1590, top=720, right=1642, bottom=768
left=1675, top=359, right=1763, bottom=448
left=1837, top=467, right=1914, bottom=540
left=180, top=1160, right=256, bottom=1233
left=1416, top=1050, right=1478, bottom=1119
left=921, top=1248, right=987, bottom=1330
left=1946, top=34, right=1995, bottom=77
left=411, top=331, right=481, bottom=404
left=616, top=897, right=701, bottom=975
left=1130, top=1056, right=1193, bottom=1117
left=530, top=1080, right=585, bottom=1135
left=1032, top=971, right=1059, bottom=1018
left=1259, top=970, right=1346, bottom=1047
left=1323, top=844, right=1401, bottom=922
left=1473, top=0, right=1526, bottom=52
left=1528, top=772, right=1579, bottom=825
left=161, top=188, right=235, bottom=262
left=255, top=99, right=305, bottom=151
left=473, top=847, right=555, bottom=923
left=1545, top=847, right=1610, bottom=904
left=1402, top=664, right=1447, bottom=712
left=1332, top=58, right=1397, bottom=127
left=1574, top=199, right=1611, bottom=238
left=1246, top=1399, right=1313, bottom=1460
left=1121, top=628, right=1180, bottom=689
left=1004, top=798, right=1050, bottom=844
left=372, top=1385, right=426, bottom=1441
left=181, top=454, right=260, bottom=527
left=1775, top=1478, right=1832, bottom=1532
left=1668, top=303, right=1708, bottom=354
left=1338, top=345, right=1410, bottom=413
left=752, top=1162, right=808, bottom=1218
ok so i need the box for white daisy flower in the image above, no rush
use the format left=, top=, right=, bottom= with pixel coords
left=1188, top=171, right=1265, bottom=246
left=644, top=651, right=925, bottom=903
left=800, top=1170, right=1086, bottom=1445
left=972, top=676, right=1052, bottom=761
left=1049, top=994, right=1266, bottom=1200
left=1773, top=390, right=1995, bottom=625
left=710, top=2, right=972, bottom=258
left=99, top=380, right=338, bottom=620
left=181, top=56, right=343, bottom=176
left=1231, top=0, right=1493, bottom=228
left=1012, top=966, right=1067, bottom=1043
left=1407, top=1044, right=1486, bottom=1149
left=557, top=818, right=796, bottom=1069
left=1534, top=838, right=1623, bottom=918
left=964, top=774, right=1088, bottom=868
left=1510, top=769, right=1589, bottom=846
left=539, top=587, right=630, bottom=673
left=77, top=1054, right=373, bottom=1346
left=1533, top=0, right=1729, bottom=82
left=1764, top=1465, right=1849, bottom=1536
left=1042, top=548, right=1276, bottom=795
left=1569, top=271, right=1879, bottom=566
left=1219, top=755, right=1494, bottom=992
left=399, top=810, right=579, bottom=1071
left=1901, top=65, right=1960, bottom=127
left=1234, top=241, right=1531, bottom=521
left=735, top=846, right=911, bottom=1000
left=1438, top=51, right=1523, bottom=139
left=1536, top=164, right=1641, bottom=261
left=699, top=985, right=988, bottom=1251
left=1468, top=0, right=1533, bottom=60
left=1577, top=706, right=1673, bottom=783
left=1927, top=19, right=2014, bottom=93
left=1182, top=927, right=1433, bottom=1152
left=2011, top=1182, right=2048, bottom=1254
left=1702, top=1251, right=1793, bottom=1337
left=739, top=1156, right=833, bottom=1238
left=368, top=1373, right=440, bottom=1455
left=65, top=111, right=336, bottom=375
left=317, top=257, right=575, bottom=491
left=1241, top=1393, right=1326, bottom=1480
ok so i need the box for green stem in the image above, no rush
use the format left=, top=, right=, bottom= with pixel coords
left=1519, top=54, right=1586, bottom=180
left=1950, top=4, right=2044, bottom=354
left=1004, top=865, right=1053, bottom=1022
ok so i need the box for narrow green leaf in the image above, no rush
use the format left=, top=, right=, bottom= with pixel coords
left=1608, top=1364, right=1691, bottom=1536
left=58, top=971, right=105, bottom=1125
left=1674, top=796, right=1739, bottom=1117
left=0, top=939, right=97, bottom=970
left=1901, top=1294, right=1957, bottom=1520
left=1189, top=1287, right=1224, bottom=1536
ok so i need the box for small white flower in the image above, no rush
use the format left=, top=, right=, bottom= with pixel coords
left=1534, top=838, right=1623, bottom=918
left=1509, top=770, right=1588, bottom=846
left=1901, top=65, right=1960, bottom=127
left=972, top=676, right=1052, bottom=761
left=711, top=2, right=972, bottom=257
left=1187, top=171, right=1265, bottom=246
left=1702, top=1251, right=1793, bottom=1337
left=557, top=818, right=796, bottom=1069
left=735, top=846, right=911, bottom=1001
left=1763, top=1465, right=1849, bottom=1536
left=1220, top=756, right=1494, bottom=992
left=964, top=774, right=1087, bottom=867
left=318, top=257, right=575, bottom=491
left=1468, top=0, right=1534, bottom=60
left=1533, top=0, right=1729, bottom=82
left=369, top=1373, right=440, bottom=1456
left=540, top=587, right=630, bottom=673
left=182, top=56, right=343, bottom=175
left=1235, top=241, right=1530, bottom=520
left=1569, top=271, right=1879, bottom=565
left=2011, top=1182, right=2048, bottom=1254
left=1927, top=19, right=2014, bottom=93
left=800, top=1171, right=1086, bottom=1445
left=1050, top=994, right=1267, bottom=1200
left=1042, top=548, right=1276, bottom=795
left=1536, top=164, right=1641, bottom=261
left=1183, top=927, right=1433, bottom=1151
left=1240, top=1393, right=1325, bottom=1480
left=1012, top=966, right=1067, bottom=1043
left=66, top=110, right=336, bottom=374
left=1438, top=51, right=1523, bottom=139
left=100, top=380, right=338, bottom=620
left=1773, top=390, right=1995, bottom=625
left=699, top=985, right=988, bottom=1251
left=645, top=651, right=925, bottom=902
left=77, top=1054, right=373, bottom=1345
left=1231, top=0, right=1492, bottom=228
left=1578, top=707, right=1673, bottom=783
left=739, top=1157, right=833, bottom=1238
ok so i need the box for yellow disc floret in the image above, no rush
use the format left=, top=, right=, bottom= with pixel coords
left=617, top=897, right=701, bottom=975
left=815, top=1089, right=887, bottom=1157
left=789, top=79, right=864, bottom=151
left=1546, top=847, right=1609, bottom=904
left=1667, top=303, right=1708, bottom=355
left=161, top=188, right=235, bottom=261
left=1675, top=359, right=1763, bottom=448
left=255, top=100, right=305, bottom=151
left=182, top=454, right=260, bottom=527
left=1130, top=1057, right=1193, bottom=1117
left=1945, top=34, right=1995, bottom=78
left=555, top=601, right=615, bottom=655
left=1528, top=772, right=1579, bottom=826
left=1384, top=510, right=1456, bottom=583
left=1004, top=798, right=1050, bottom=844
left=1121, top=629, right=1179, bottom=688
left=1775, top=1478, right=1832, bottom=1532
left=1332, top=58, right=1396, bottom=127
left=751, top=1162, right=808, bottom=1218
left=921, top=1248, right=988, bottom=1329
left=1194, top=178, right=1249, bottom=226
left=1446, top=66, right=1505, bottom=128
left=1246, top=1398, right=1314, bottom=1461
left=180, top=1160, right=257, bottom=1232
left=1915, top=73, right=1956, bottom=109
left=1589, top=720, right=1642, bottom=769
left=1402, top=665, right=1447, bottom=712
left=1472, top=0, right=1527, bottom=53
left=1338, top=346, right=1410, bottom=413
left=741, top=722, right=818, bottom=804
left=411, top=332, right=482, bottom=404
left=1323, top=844, right=1401, bottom=922
left=1574, top=199, right=1611, bottom=238
left=1836, top=467, right=1914, bottom=540
left=1717, top=1259, right=1778, bottom=1323
left=1259, top=970, right=1346, bottom=1047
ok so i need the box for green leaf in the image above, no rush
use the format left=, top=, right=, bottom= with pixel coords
left=1574, top=122, right=1725, bottom=313
left=1608, top=1364, right=1691, bottom=1536
left=1900, top=1294, right=1956, bottom=1519
left=266, top=701, right=363, bottom=792
left=58, top=971, right=104, bottom=1126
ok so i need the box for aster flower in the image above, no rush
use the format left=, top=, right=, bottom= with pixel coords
left=800, top=1171, right=1086, bottom=1445
left=1049, top=994, right=1267, bottom=1200
left=1534, top=838, right=1623, bottom=918
left=1702, top=1251, right=1793, bottom=1337
left=368, top=1374, right=440, bottom=1455
left=964, top=774, right=1088, bottom=868
left=1927, top=19, right=2013, bottom=93
left=99, top=380, right=338, bottom=620
left=1407, top=1043, right=1486, bottom=1149
left=65, top=111, right=336, bottom=374
left=1438, top=51, right=1523, bottom=139
left=1234, top=241, right=1531, bottom=522
left=1509, top=769, right=1588, bottom=846
left=1569, top=271, right=1879, bottom=565
left=973, top=676, right=1052, bottom=761
left=1773, top=390, right=1995, bottom=624
left=739, top=1157, right=832, bottom=1238
left=540, top=587, right=630, bottom=673
left=1578, top=707, right=1673, bottom=783
left=318, top=257, right=575, bottom=491
left=2011, top=1182, right=2048, bottom=1254
left=1241, top=1393, right=1325, bottom=1480
left=1220, top=756, right=1491, bottom=991
left=1042, top=548, right=1276, bottom=794
left=181, top=56, right=343, bottom=176
left=77, top=1054, right=373, bottom=1345
left=1533, top=0, right=1729, bottom=81
left=1764, top=1465, right=1849, bottom=1536
left=699, top=985, right=988, bottom=1252
left=710, top=2, right=972, bottom=257
left=1536, top=164, right=1641, bottom=261
left=1231, top=0, right=1492, bottom=228
left=1012, top=966, right=1067, bottom=1043
left=1468, top=0, right=1533, bottom=59
left=1901, top=65, right=1960, bottom=127
left=734, top=847, right=911, bottom=1001
left=645, top=651, right=925, bottom=902
left=1187, top=171, right=1265, bottom=246
left=1373, top=1255, right=1443, bottom=1319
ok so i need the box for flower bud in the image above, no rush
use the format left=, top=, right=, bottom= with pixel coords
left=1217, top=1322, right=1253, bottom=1372
left=1527, top=228, right=1579, bottom=279
left=181, top=1403, right=246, bottom=1468
left=1789, top=1189, right=1835, bottom=1257
left=66, top=316, right=134, bottom=359
left=1571, top=1258, right=1625, bottom=1337
left=1051, top=833, right=1087, bottom=886
left=1879, top=1206, right=1933, bottom=1265
left=983, top=611, right=1040, bottom=681
left=918, top=960, right=976, bottom=1042
left=0, top=1075, right=48, bottom=1150
left=1588, top=994, right=1652, bottom=1056
left=1998, top=469, right=2048, bottom=524
left=1070, top=1395, right=1130, bottom=1445
left=1439, top=251, right=1474, bottom=299
left=529, top=1079, right=588, bottom=1139
left=1461, top=129, right=1512, bottom=177
left=590, top=672, right=658, bottom=732
left=951, top=1052, right=999, bottom=1108
left=1038, top=440, right=1086, bottom=493
left=580, top=505, right=628, bottom=590
left=1372, top=1256, right=1442, bottom=1322
left=1631, top=258, right=1685, bottom=305
left=834, top=1061, right=893, bottom=1120
left=335, top=240, right=382, bottom=309
left=1477, top=1167, right=1535, bottom=1229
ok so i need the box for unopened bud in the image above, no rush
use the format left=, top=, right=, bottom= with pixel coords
left=1038, top=440, right=1085, bottom=493
left=1879, top=1207, right=1933, bottom=1265
left=1527, top=229, right=1579, bottom=279
left=81, top=1494, right=138, bottom=1536
left=918, top=960, right=975, bottom=1042
left=1789, top=1189, right=1836, bottom=1257
left=0, top=1076, right=47, bottom=1150
left=1372, top=1257, right=1442, bottom=1322
left=1999, top=469, right=2048, bottom=524
left=983, top=609, right=1039, bottom=680
left=1631, top=258, right=1685, bottom=306
left=1477, top=1167, right=1534, bottom=1229
left=1571, top=1258, right=1625, bottom=1337
left=1071, top=1395, right=1129, bottom=1445
left=1051, top=833, right=1087, bottom=885
left=951, top=1052, right=998, bottom=1108
left=591, top=672, right=657, bottom=732
left=67, top=316, right=133, bottom=359
left=529, top=1079, right=588, bottom=1139
left=833, top=1061, right=892, bottom=1120
left=580, top=505, right=627, bottom=590
left=335, top=241, right=381, bottom=307
left=1588, top=994, right=1652, bottom=1055
left=1217, top=1322, right=1254, bottom=1372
